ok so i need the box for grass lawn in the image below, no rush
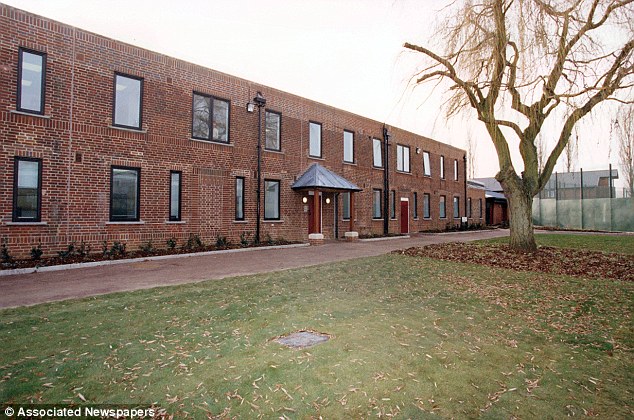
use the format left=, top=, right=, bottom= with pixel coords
left=1, top=253, right=632, bottom=418
left=482, top=232, right=634, bottom=254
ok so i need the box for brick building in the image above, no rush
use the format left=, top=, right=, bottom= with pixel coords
left=1, top=4, right=484, bottom=257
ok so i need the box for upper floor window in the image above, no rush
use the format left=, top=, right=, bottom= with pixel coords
left=113, top=73, right=143, bottom=129
left=192, top=93, right=229, bottom=143
left=265, top=110, right=281, bottom=151
left=169, top=171, right=182, bottom=221
left=373, top=138, right=383, bottom=168
left=423, top=151, right=431, bottom=176
left=396, top=145, right=410, bottom=173
left=440, top=156, right=445, bottom=179
left=343, top=130, right=354, bottom=163
left=13, top=157, right=42, bottom=222
left=309, top=122, right=322, bottom=158
left=454, top=159, right=459, bottom=180
left=110, top=166, right=140, bottom=222
left=17, top=49, right=46, bottom=114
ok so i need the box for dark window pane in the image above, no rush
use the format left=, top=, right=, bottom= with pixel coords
left=454, top=197, right=460, bottom=218
left=440, top=196, right=446, bottom=218
left=342, top=192, right=350, bottom=219
left=265, top=111, right=281, bottom=150
left=114, top=75, right=142, bottom=128
left=193, top=94, right=211, bottom=139
left=15, top=159, right=40, bottom=220
left=19, top=51, right=44, bottom=113
left=235, top=178, right=244, bottom=220
left=213, top=99, right=229, bottom=142
left=413, top=192, right=418, bottom=218
left=170, top=172, right=181, bottom=220
left=111, top=168, right=139, bottom=220
left=424, top=193, right=430, bottom=218
left=373, top=189, right=382, bottom=218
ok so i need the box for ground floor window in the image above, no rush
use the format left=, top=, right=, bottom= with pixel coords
left=13, top=157, right=42, bottom=222
left=235, top=177, right=245, bottom=221
left=169, top=171, right=181, bottom=221
left=413, top=192, right=418, bottom=219
left=373, top=189, right=382, bottom=219
left=390, top=190, right=396, bottom=219
left=454, top=196, right=460, bottom=218
left=111, top=166, right=140, bottom=221
left=423, top=193, right=430, bottom=219
left=264, top=179, right=280, bottom=220
left=439, top=195, right=446, bottom=219
left=342, top=192, right=350, bottom=220
left=479, top=198, right=483, bottom=218
left=468, top=197, right=472, bottom=218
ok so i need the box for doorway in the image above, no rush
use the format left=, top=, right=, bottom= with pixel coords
left=400, top=199, right=409, bottom=234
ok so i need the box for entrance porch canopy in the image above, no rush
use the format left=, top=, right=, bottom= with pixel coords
left=291, top=164, right=362, bottom=238
left=291, top=163, right=362, bottom=193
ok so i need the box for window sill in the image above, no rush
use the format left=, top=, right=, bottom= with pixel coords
left=11, top=110, right=52, bottom=119
left=109, top=125, right=147, bottom=134
left=264, top=149, right=284, bottom=155
left=308, top=155, right=325, bottom=161
left=423, top=217, right=431, bottom=220
left=6, top=221, right=47, bottom=226
left=372, top=218, right=383, bottom=221
left=396, top=170, right=412, bottom=175
left=106, top=220, right=145, bottom=225
left=423, top=174, right=432, bottom=178
left=264, top=219, right=283, bottom=223
left=190, top=138, right=233, bottom=147
left=165, top=220, right=186, bottom=224
left=233, top=220, right=249, bottom=224
left=343, top=161, right=356, bottom=166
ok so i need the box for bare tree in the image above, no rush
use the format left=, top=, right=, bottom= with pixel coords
left=405, top=0, right=633, bottom=251
left=613, top=105, right=634, bottom=197
left=563, top=128, right=578, bottom=172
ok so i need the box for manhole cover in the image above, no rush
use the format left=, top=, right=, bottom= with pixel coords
left=274, top=330, right=331, bottom=349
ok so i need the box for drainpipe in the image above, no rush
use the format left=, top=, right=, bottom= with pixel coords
left=383, top=125, right=390, bottom=236
left=253, top=92, right=266, bottom=243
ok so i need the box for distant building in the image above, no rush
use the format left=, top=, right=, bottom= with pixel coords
left=471, top=178, right=508, bottom=226
left=539, top=169, right=619, bottom=199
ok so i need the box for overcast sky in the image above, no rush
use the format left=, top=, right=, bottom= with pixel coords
left=5, top=0, right=626, bottom=182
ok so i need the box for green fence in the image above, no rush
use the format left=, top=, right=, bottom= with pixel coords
left=533, top=197, right=634, bottom=232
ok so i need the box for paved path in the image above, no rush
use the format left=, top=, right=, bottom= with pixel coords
left=0, top=230, right=509, bottom=308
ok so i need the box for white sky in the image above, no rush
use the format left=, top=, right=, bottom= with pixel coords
left=5, top=0, right=626, bottom=183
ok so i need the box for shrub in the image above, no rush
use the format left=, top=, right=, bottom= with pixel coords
left=166, top=237, right=177, bottom=250
left=184, top=234, right=203, bottom=251
left=30, top=243, right=43, bottom=261
left=138, top=240, right=155, bottom=254
left=110, top=241, right=126, bottom=257
left=58, top=243, right=77, bottom=259
left=216, top=235, right=229, bottom=248
left=264, top=233, right=274, bottom=245
left=240, top=231, right=252, bottom=248
left=1, top=238, right=12, bottom=263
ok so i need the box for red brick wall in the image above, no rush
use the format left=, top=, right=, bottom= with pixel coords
left=0, top=4, right=470, bottom=257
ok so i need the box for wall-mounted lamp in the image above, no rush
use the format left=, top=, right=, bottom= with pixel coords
left=416, top=147, right=421, bottom=154
left=325, top=197, right=331, bottom=204
left=302, top=196, right=308, bottom=204
left=246, top=102, right=255, bottom=113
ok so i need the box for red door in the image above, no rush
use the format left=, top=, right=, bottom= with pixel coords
left=400, top=200, right=409, bottom=234
left=308, top=197, right=315, bottom=234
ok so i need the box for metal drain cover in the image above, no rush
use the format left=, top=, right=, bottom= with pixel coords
left=274, top=330, right=331, bottom=348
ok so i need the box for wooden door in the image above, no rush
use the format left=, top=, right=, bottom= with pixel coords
left=400, top=200, right=409, bottom=234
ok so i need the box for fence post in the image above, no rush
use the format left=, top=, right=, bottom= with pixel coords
left=609, top=164, right=614, bottom=231
left=555, top=171, right=559, bottom=228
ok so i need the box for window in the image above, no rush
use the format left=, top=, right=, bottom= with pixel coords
left=264, top=180, right=280, bottom=220
left=17, top=48, right=46, bottom=114
left=265, top=110, right=281, bottom=151
left=453, top=196, right=460, bottom=218
left=479, top=198, right=483, bottom=218
left=235, top=177, right=245, bottom=221
left=343, top=130, right=354, bottom=163
left=13, top=157, right=42, bottom=222
left=396, top=145, right=410, bottom=173
left=413, top=192, right=418, bottom=219
left=309, top=122, right=322, bottom=158
left=169, top=171, right=181, bottom=221
left=373, top=138, right=383, bottom=167
left=440, top=156, right=445, bottom=179
left=423, top=193, right=431, bottom=219
left=390, top=190, right=396, bottom=219
left=454, top=159, right=459, bottom=180
left=113, top=73, right=143, bottom=129
left=110, top=166, right=140, bottom=221
left=342, top=192, right=350, bottom=220
left=468, top=197, right=472, bottom=218
left=439, top=195, right=446, bottom=218
left=192, top=93, right=229, bottom=143
left=372, top=189, right=382, bottom=219
left=423, top=151, right=431, bottom=176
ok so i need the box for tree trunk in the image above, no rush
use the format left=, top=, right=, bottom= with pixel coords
left=507, top=190, right=537, bottom=252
